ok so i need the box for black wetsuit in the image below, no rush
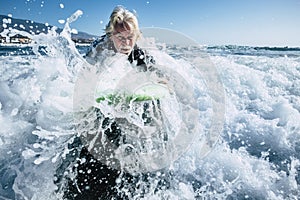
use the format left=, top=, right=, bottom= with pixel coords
left=57, top=43, right=172, bottom=200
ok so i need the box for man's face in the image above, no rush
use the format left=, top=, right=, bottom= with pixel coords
left=111, top=29, right=137, bottom=55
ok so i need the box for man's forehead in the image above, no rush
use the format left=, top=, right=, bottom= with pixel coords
left=113, top=30, right=136, bottom=36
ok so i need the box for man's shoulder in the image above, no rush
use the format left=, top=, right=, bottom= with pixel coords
left=91, top=35, right=107, bottom=48
left=85, top=35, right=108, bottom=61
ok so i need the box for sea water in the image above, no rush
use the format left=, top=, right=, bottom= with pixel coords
left=1, top=11, right=300, bottom=200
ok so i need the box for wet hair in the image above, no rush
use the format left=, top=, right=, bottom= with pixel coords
left=105, top=6, right=141, bottom=38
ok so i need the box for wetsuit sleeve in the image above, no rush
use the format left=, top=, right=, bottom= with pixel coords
left=84, top=36, right=106, bottom=64
left=128, top=47, right=155, bottom=67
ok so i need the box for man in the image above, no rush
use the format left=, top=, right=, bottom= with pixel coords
left=59, top=6, right=164, bottom=200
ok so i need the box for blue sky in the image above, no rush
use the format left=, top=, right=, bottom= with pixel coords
left=1, top=0, right=300, bottom=46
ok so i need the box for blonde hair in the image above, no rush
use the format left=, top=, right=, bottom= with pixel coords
left=105, top=6, right=141, bottom=38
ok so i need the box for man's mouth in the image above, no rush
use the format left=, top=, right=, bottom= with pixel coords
left=120, top=48, right=131, bottom=54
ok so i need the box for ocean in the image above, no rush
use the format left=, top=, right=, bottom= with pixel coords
left=1, top=25, right=300, bottom=199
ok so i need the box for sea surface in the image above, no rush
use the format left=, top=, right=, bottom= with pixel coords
left=1, top=24, right=300, bottom=199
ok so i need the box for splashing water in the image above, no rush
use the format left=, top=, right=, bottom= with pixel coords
left=71, top=26, right=224, bottom=198
left=0, top=10, right=300, bottom=200
left=73, top=44, right=220, bottom=174
left=0, top=10, right=86, bottom=200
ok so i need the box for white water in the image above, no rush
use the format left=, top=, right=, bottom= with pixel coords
left=0, top=11, right=300, bottom=200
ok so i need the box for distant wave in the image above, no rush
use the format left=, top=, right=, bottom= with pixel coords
left=1, top=43, right=300, bottom=58
left=0, top=45, right=46, bottom=56
left=208, top=45, right=300, bottom=51
left=0, top=44, right=89, bottom=56
left=206, top=45, right=300, bottom=57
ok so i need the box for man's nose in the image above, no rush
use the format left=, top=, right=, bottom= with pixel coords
left=122, top=39, right=131, bottom=45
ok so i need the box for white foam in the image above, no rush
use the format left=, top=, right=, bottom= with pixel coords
left=0, top=13, right=299, bottom=200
